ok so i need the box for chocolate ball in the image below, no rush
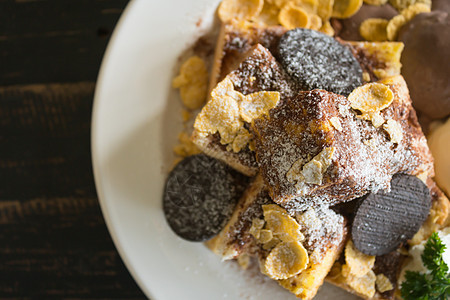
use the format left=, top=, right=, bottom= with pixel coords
left=432, top=0, right=450, bottom=13
left=399, top=11, right=450, bottom=119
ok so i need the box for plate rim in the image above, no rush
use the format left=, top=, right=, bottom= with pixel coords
left=91, top=0, right=154, bottom=298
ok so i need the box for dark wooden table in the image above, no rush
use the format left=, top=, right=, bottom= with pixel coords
left=0, top=0, right=146, bottom=298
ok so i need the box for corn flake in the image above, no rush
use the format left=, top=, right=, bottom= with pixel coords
left=349, top=41, right=404, bottom=79
left=287, top=147, right=335, bottom=185
left=383, top=119, right=403, bottom=143
left=317, top=0, right=334, bottom=20
left=194, top=86, right=242, bottom=145
left=263, top=204, right=305, bottom=242
left=173, top=132, right=201, bottom=157
left=249, top=218, right=265, bottom=239
left=386, top=14, right=406, bottom=41
left=239, top=91, right=280, bottom=122
left=360, top=18, right=389, bottom=41
left=237, top=254, right=251, bottom=269
left=345, top=270, right=376, bottom=298
left=263, top=241, right=309, bottom=280
left=362, top=72, right=371, bottom=82
left=364, top=0, right=388, bottom=5
left=357, top=111, right=385, bottom=127
left=345, top=240, right=376, bottom=277
left=172, top=56, right=209, bottom=110
left=389, top=0, right=431, bottom=11
left=319, top=20, right=335, bottom=36
left=195, top=78, right=280, bottom=152
left=278, top=2, right=310, bottom=29
left=231, top=128, right=253, bottom=152
left=375, top=273, right=394, bottom=292
left=310, top=14, right=323, bottom=30
left=271, top=0, right=291, bottom=7
left=332, top=0, right=363, bottom=19
left=259, top=229, right=274, bottom=244
left=218, top=0, right=264, bottom=22
left=257, top=1, right=281, bottom=25
left=329, top=117, right=343, bottom=131
left=295, top=0, right=319, bottom=14
left=263, top=236, right=282, bottom=250
left=301, top=160, right=322, bottom=185
left=400, top=3, right=430, bottom=20
left=348, top=82, right=394, bottom=113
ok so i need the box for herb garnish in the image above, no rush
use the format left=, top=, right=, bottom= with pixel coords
left=401, top=232, right=450, bottom=300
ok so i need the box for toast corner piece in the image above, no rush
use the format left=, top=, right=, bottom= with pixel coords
left=278, top=223, right=348, bottom=300
left=205, top=174, right=267, bottom=259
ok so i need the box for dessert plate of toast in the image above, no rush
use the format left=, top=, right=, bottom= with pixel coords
left=92, top=0, right=450, bottom=299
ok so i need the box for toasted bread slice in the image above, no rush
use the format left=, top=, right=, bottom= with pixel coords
left=206, top=175, right=271, bottom=259
left=280, top=231, right=347, bottom=300
left=199, top=21, right=406, bottom=178
left=207, top=174, right=348, bottom=299
left=192, top=44, right=295, bottom=176
left=252, top=75, right=434, bottom=209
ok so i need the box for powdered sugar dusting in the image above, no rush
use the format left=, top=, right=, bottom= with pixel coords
left=295, top=205, right=345, bottom=263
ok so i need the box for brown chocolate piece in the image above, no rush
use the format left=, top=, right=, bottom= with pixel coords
left=399, top=11, right=450, bottom=119
left=432, top=0, right=450, bottom=13
left=373, top=251, right=406, bottom=299
left=252, top=76, right=434, bottom=211
left=352, top=174, right=431, bottom=256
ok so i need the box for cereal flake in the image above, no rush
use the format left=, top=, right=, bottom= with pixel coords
left=344, top=269, right=376, bottom=298
left=329, top=117, right=343, bottom=131
left=375, top=273, right=394, bottom=292
left=278, top=2, right=310, bottom=29
left=263, top=241, right=309, bottom=280
left=348, top=82, right=394, bottom=113
left=383, top=119, right=403, bottom=143
left=263, top=204, right=305, bottom=243
left=357, top=111, right=385, bottom=127
left=389, top=0, right=431, bottom=11
left=332, top=0, right=363, bottom=19
left=172, top=56, right=208, bottom=109
left=194, top=78, right=280, bottom=152
left=359, top=18, right=389, bottom=41
left=218, top=0, right=264, bottom=22
left=386, top=14, right=406, bottom=41
left=364, top=0, right=388, bottom=5
left=345, top=240, right=376, bottom=277
left=287, top=146, right=335, bottom=186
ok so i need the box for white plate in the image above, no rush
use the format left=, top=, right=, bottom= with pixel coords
left=92, top=0, right=360, bottom=299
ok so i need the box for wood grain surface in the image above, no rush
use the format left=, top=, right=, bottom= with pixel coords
left=0, top=0, right=146, bottom=298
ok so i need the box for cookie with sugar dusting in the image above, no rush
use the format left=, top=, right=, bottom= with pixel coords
left=278, top=28, right=363, bottom=96
left=163, top=154, right=249, bottom=241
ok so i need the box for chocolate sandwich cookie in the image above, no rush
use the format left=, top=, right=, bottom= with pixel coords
left=163, top=154, right=248, bottom=242
left=278, top=28, right=363, bottom=96
left=352, top=174, right=431, bottom=256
